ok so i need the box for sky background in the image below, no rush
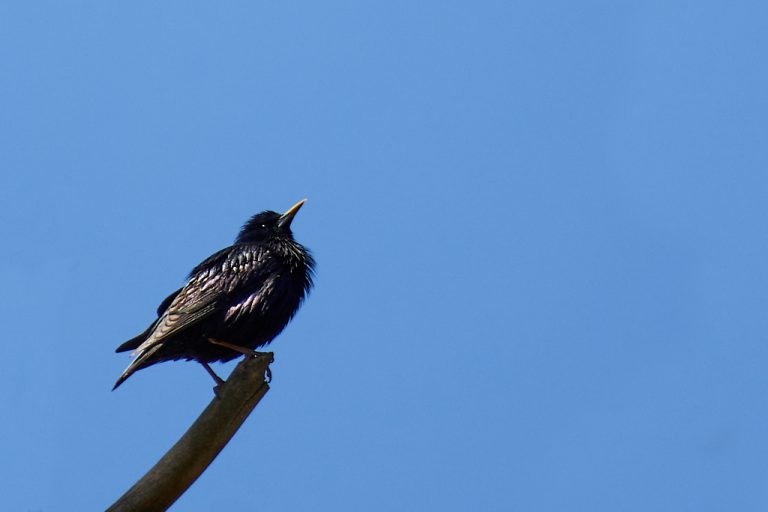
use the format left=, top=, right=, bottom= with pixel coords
left=2, top=1, right=767, bottom=510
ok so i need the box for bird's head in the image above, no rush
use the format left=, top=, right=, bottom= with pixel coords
left=235, top=199, right=306, bottom=244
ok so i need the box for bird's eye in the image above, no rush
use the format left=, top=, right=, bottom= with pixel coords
left=261, top=224, right=267, bottom=228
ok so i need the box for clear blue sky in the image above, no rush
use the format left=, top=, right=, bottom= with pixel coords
left=2, top=2, right=767, bottom=510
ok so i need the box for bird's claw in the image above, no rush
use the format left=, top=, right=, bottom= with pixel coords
left=248, top=351, right=273, bottom=382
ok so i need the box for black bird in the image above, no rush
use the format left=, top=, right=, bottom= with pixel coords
left=113, top=199, right=315, bottom=390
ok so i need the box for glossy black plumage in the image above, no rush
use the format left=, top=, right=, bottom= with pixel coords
left=113, top=200, right=314, bottom=390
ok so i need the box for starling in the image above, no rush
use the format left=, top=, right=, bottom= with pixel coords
left=113, top=199, right=315, bottom=390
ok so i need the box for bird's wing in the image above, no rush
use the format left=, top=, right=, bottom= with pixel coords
left=128, top=248, right=236, bottom=353
left=113, top=247, right=248, bottom=389
left=112, top=276, right=227, bottom=390
left=131, top=244, right=278, bottom=353
left=115, top=288, right=183, bottom=353
left=131, top=275, right=224, bottom=355
left=112, top=245, right=279, bottom=390
left=156, top=287, right=183, bottom=316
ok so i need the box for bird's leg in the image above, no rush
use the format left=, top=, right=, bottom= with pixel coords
left=199, top=361, right=225, bottom=398
left=208, top=338, right=258, bottom=357
left=208, top=338, right=274, bottom=383
left=200, top=361, right=225, bottom=386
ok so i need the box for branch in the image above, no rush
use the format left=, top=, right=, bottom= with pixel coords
left=107, top=353, right=273, bottom=512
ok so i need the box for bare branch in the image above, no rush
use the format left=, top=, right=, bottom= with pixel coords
left=107, top=353, right=273, bottom=512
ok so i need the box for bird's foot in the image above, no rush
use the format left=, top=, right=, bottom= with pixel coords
left=252, top=350, right=274, bottom=361
left=253, top=351, right=274, bottom=382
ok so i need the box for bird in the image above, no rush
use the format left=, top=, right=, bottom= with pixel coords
left=113, top=199, right=315, bottom=390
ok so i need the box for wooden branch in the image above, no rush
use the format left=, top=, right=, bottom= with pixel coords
left=107, top=353, right=273, bottom=512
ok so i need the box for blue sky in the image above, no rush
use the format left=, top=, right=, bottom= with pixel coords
left=2, top=1, right=767, bottom=510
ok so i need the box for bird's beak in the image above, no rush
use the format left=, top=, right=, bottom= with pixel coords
left=278, top=199, right=306, bottom=229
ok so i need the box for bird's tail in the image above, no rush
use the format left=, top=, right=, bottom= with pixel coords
left=112, top=344, right=162, bottom=390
